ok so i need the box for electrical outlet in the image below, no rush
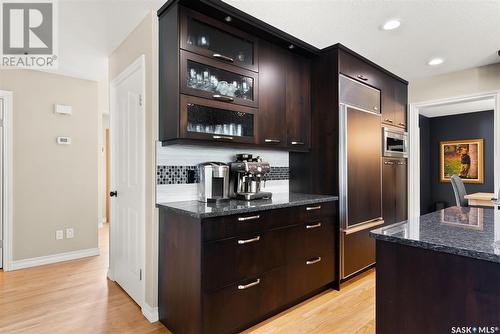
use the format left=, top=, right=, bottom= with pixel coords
left=66, top=228, right=74, bottom=239
left=56, top=230, right=64, bottom=240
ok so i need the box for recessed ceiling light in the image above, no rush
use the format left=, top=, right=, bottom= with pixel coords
left=224, top=16, right=232, bottom=22
left=428, top=58, right=444, bottom=66
left=382, top=19, right=401, bottom=31
left=288, top=44, right=295, bottom=50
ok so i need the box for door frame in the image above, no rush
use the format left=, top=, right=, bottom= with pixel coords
left=0, top=90, right=13, bottom=271
left=408, top=90, right=500, bottom=218
left=107, top=55, right=146, bottom=309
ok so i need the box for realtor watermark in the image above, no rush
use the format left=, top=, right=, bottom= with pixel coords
left=1, top=0, right=58, bottom=69
left=451, top=326, right=500, bottom=334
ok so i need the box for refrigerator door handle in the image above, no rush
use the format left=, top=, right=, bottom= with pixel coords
left=344, top=218, right=385, bottom=235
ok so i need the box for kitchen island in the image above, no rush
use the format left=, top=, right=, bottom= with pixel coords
left=370, top=206, right=500, bottom=334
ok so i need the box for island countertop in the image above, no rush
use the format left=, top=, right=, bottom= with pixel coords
left=157, top=192, right=338, bottom=219
left=370, top=206, right=500, bottom=263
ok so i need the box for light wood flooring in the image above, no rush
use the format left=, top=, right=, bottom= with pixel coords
left=0, top=224, right=375, bottom=334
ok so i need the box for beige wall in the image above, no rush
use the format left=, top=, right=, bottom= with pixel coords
left=108, top=11, right=159, bottom=308
left=409, top=62, right=500, bottom=103
left=0, top=69, right=99, bottom=260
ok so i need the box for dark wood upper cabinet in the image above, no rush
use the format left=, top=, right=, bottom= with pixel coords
left=179, top=7, right=259, bottom=72
left=381, top=75, right=408, bottom=129
left=338, top=49, right=383, bottom=90
left=256, top=40, right=287, bottom=147
left=286, top=53, right=311, bottom=150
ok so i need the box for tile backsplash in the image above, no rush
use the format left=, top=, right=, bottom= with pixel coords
left=156, top=143, right=289, bottom=203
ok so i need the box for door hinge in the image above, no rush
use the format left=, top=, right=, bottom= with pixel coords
left=139, top=269, right=142, bottom=281
left=139, top=94, right=143, bottom=107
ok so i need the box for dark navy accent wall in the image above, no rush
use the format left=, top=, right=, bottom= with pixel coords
left=420, top=110, right=494, bottom=213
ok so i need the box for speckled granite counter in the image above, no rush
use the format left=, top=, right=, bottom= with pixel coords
left=157, top=192, right=338, bottom=219
left=370, top=206, right=500, bottom=263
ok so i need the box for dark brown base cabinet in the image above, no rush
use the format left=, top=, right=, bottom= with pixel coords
left=158, top=202, right=337, bottom=334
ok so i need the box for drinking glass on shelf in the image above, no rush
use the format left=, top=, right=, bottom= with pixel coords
left=195, top=124, right=202, bottom=133
left=229, top=123, right=236, bottom=136
left=223, top=124, right=230, bottom=135
left=188, top=68, right=197, bottom=88
left=198, top=35, right=210, bottom=48
left=236, top=124, right=243, bottom=136
left=210, top=75, right=218, bottom=91
left=196, top=74, right=203, bottom=88
left=215, top=124, right=223, bottom=135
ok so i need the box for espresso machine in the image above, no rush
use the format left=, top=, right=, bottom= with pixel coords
left=197, top=162, right=230, bottom=203
left=229, top=154, right=272, bottom=200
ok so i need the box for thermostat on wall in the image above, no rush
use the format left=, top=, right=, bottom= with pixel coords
left=56, top=137, right=72, bottom=145
left=54, top=104, right=72, bottom=115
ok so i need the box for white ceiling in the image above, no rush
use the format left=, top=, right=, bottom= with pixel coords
left=420, top=98, right=495, bottom=118
left=50, top=0, right=165, bottom=81
left=50, top=0, right=500, bottom=82
left=223, top=0, right=500, bottom=80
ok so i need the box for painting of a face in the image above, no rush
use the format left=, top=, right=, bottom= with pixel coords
left=440, top=139, right=484, bottom=184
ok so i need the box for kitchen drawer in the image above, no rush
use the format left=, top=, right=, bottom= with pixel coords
left=202, top=202, right=336, bottom=242
left=286, top=254, right=335, bottom=301
left=203, top=227, right=288, bottom=291
left=338, top=49, right=382, bottom=89
left=287, top=219, right=335, bottom=262
left=302, top=201, right=336, bottom=222
left=203, top=266, right=286, bottom=334
left=203, top=207, right=297, bottom=242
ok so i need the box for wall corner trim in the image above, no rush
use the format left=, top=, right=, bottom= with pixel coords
left=142, top=303, right=159, bottom=323
left=9, top=248, right=100, bottom=271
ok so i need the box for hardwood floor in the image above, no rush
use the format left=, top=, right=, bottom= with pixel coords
left=0, top=224, right=375, bottom=334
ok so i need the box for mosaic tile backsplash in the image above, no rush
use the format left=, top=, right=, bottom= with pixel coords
left=157, top=165, right=289, bottom=185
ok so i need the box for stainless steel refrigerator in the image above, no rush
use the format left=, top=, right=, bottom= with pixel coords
left=339, top=75, right=384, bottom=279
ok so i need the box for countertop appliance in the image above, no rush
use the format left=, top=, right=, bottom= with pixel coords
left=197, top=162, right=230, bottom=203
left=339, top=75, right=384, bottom=280
left=229, top=154, right=272, bottom=200
left=383, top=127, right=408, bottom=158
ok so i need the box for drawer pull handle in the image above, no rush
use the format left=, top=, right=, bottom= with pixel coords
left=357, top=75, right=368, bottom=81
left=399, top=122, right=406, bottom=126
left=306, top=205, right=321, bottom=211
left=238, top=236, right=260, bottom=244
left=264, top=139, right=281, bottom=143
left=291, top=141, right=305, bottom=145
left=238, top=278, right=260, bottom=290
left=213, top=53, right=234, bottom=63
left=212, top=94, right=234, bottom=102
left=306, top=257, right=322, bottom=265
left=384, top=118, right=394, bottom=123
left=306, top=222, right=322, bottom=229
left=213, top=135, right=233, bottom=140
left=237, top=215, right=260, bottom=222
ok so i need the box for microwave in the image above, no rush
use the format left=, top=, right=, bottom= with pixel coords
left=383, top=127, right=408, bottom=158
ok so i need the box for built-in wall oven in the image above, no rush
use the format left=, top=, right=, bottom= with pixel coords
left=383, top=127, right=408, bottom=158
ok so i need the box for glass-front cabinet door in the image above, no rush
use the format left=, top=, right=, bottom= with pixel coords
left=180, top=51, right=258, bottom=108
left=180, top=7, right=258, bottom=72
left=180, top=95, right=255, bottom=144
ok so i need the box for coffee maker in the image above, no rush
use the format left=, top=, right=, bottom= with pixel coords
left=229, top=154, right=272, bottom=200
left=197, top=162, right=230, bottom=203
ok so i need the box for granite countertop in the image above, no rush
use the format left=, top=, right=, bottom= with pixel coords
left=157, top=192, right=338, bottom=219
left=370, top=206, right=500, bottom=263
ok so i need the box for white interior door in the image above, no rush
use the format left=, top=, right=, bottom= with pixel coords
left=110, top=57, right=145, bottom=307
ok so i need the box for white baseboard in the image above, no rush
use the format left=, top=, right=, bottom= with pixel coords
left=142, top=303, right=159, bottom=323
left=10, top=248, right=100, bottom=271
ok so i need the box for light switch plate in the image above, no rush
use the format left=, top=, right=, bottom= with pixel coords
left=56, top=230, right=64, bottom=240
left=66, top=228, right=74, bottom=239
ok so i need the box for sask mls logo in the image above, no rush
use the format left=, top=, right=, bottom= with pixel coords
left=1, top=1, right=58, bottom=68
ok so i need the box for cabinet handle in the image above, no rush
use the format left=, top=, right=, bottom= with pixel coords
left=238, top=278, right=261, bottom=290
left=212, top=94, right=234, bottom=102
left=291, top=141, right=305, bottom=145
left=213, top=135, right=233, bottom=140
left=237, top=236, right=260, bottom=244
left=264, top=139, right=281, bottom=143
left=357, top=75, right=368, bottom=81
left=237, top=215, right=260, bottom=222
left=306, top=257, right=322, bottom=265
left=212, top=53, right=234, bottom=63
left=399, top=122, right=406, bottom=126
left=306, top=222, right=322, bottom=229
left=384, top=161, right=395, bottom=165
left=305, top=205, right=321, bottom=211
left=384, top=118, right=394, bottom=123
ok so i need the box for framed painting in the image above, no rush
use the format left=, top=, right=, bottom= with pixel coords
left=439, top=139, right=484, bottom=184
